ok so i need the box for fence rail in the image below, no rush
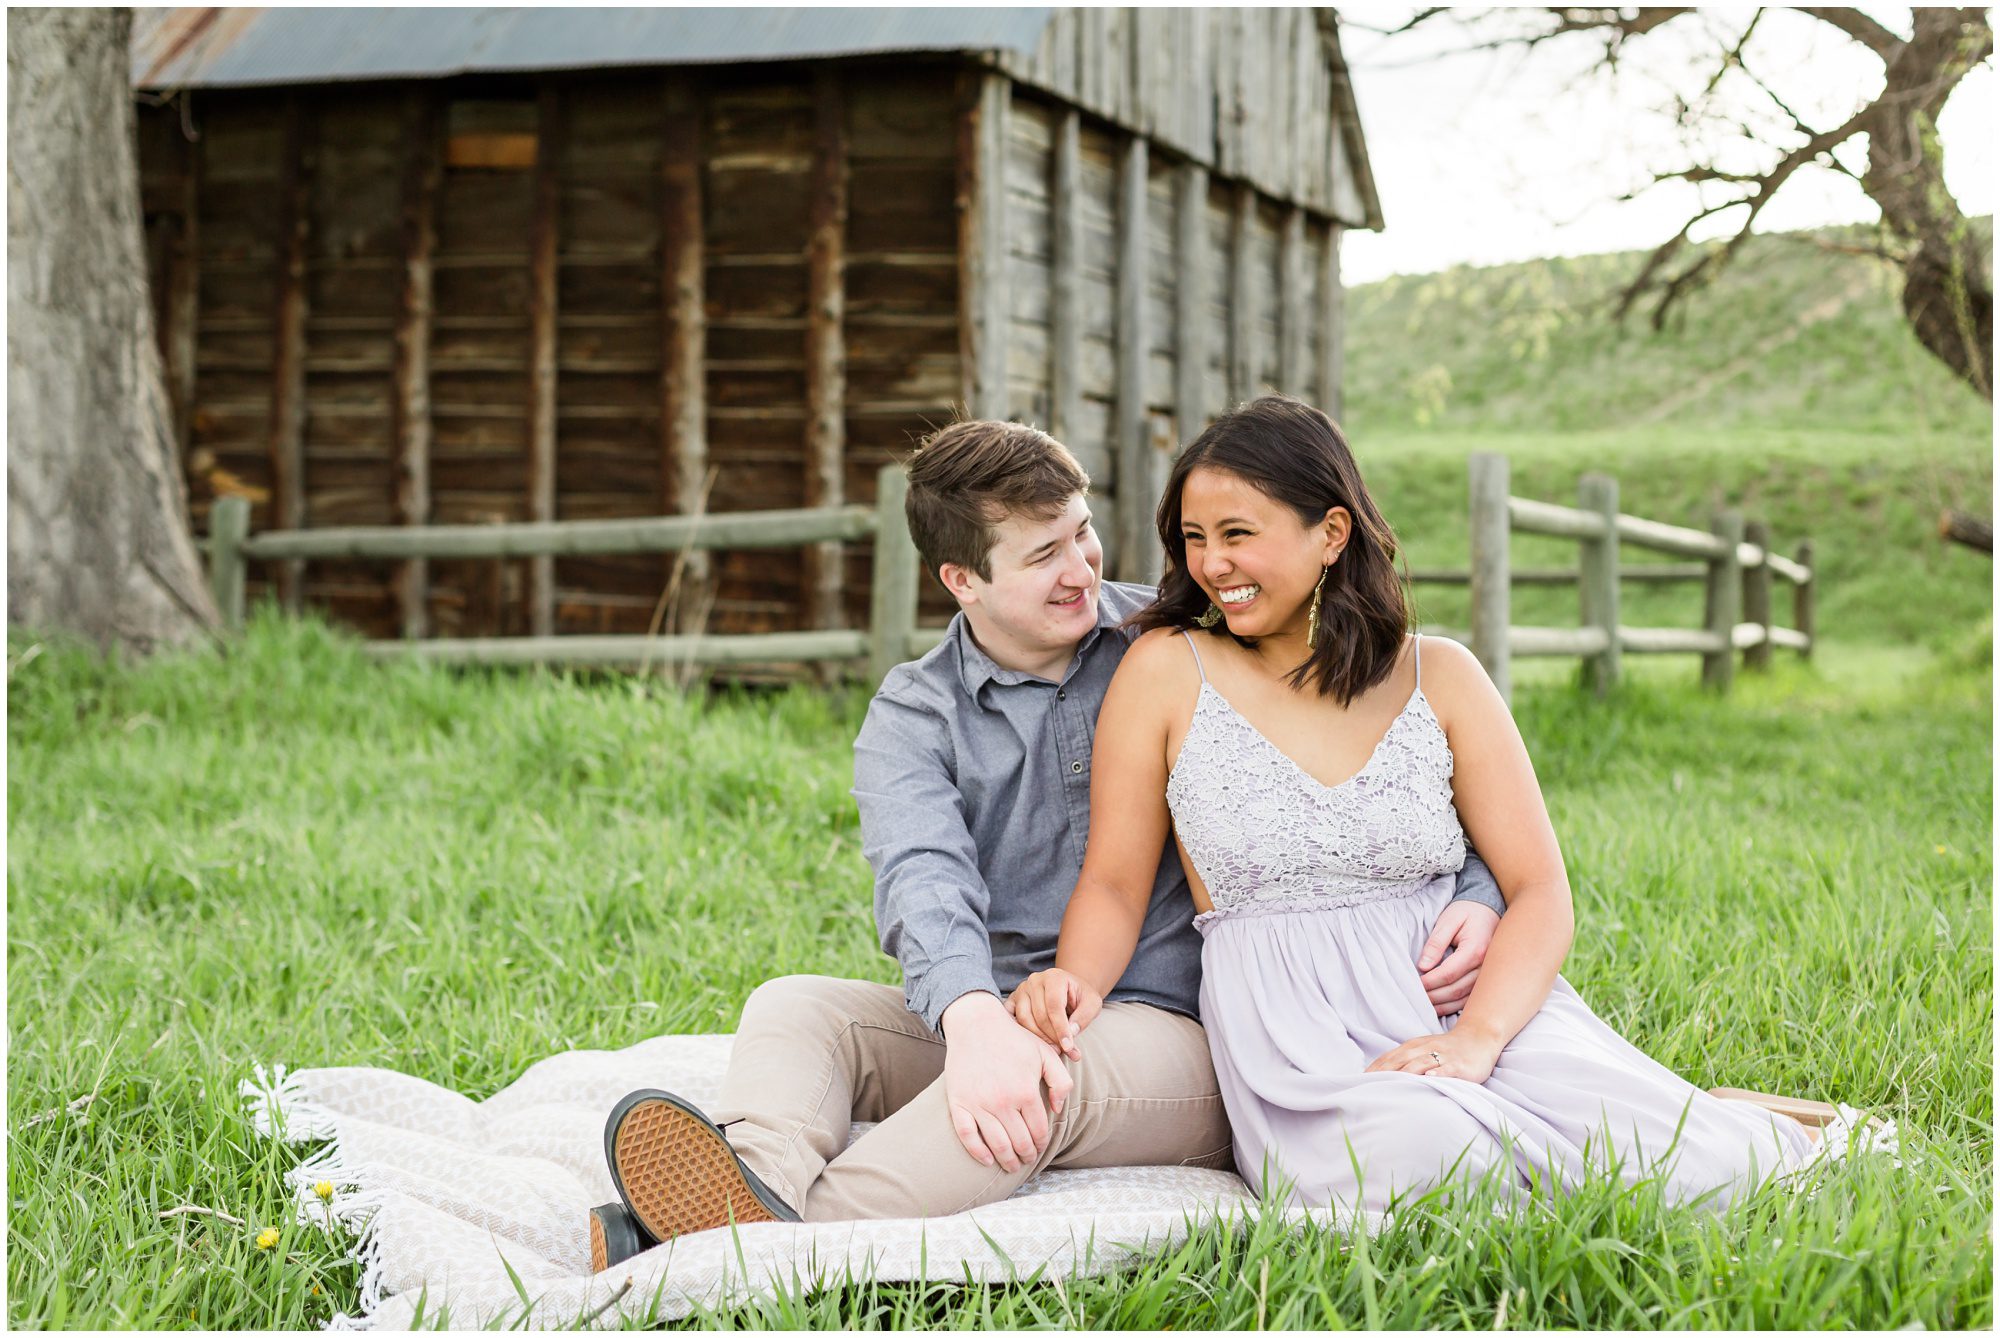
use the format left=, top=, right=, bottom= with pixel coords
left=205, top=464, right=924, bottom=684
left=1444, top=452, right=1814, bottom=701
left=205, top=451, right=1813, bottom=699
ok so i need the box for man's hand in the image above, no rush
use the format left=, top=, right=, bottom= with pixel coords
left=1417, top=901, right=1499, bottom=1017
left=940, top=992, right=1074, bottom=1173
left=1007, top=968, right=1103, bottom=1061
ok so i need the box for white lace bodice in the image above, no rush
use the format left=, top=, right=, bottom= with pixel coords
left=1165, top=633, right=1467, bottom=921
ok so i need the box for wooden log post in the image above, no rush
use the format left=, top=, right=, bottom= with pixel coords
left=804, top=71, right=849, bottom=635
left=1114, top=134, right=1152, bottom=582
left=1319, top=223, right=1344, bottom=420
left=1278, top=206, right=1306, bottom=396
left=524, top=86, right=563, bottom=638
left=208, top=495, right=250, bottom=632
left=1468, top=452, right=1511, bottom=703
left=868, top=464, right=918, bottom=685
left=1701, top=509, right=1745, bottom=692
left=1793, top=538, right=1816, bottom=661
left=267, top=94, right=312, bottom=612
left=1173, top=163, right=1207, bottom=444
left=959, top=73, right=1009, bottom=419
left=1229, top=184, right=1256, bottom=405
left=1048, top=109, right=1080, bottom=444
left=391, top=89, right=440, bottom=640
left=661, top=81, right=709, bottom=633
left=1742, top=518, right=1774, bottom=672
left=1577, top=472, right=1620, bottom=697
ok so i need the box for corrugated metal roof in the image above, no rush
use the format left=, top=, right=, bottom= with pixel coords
left=133, top=7, right=1057, bottom=89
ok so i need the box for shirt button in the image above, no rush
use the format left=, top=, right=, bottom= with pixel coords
left=1070, top=761, right=1083, bottom=774
left=1057, top=689, right=1066, bottom=700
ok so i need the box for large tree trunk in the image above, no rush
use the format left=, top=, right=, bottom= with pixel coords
left=1864, top=7, right=1994, bottom=399
left=7, top=7, right=217, bottom=652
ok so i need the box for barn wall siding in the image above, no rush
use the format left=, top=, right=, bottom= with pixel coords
left=136, top=42, right=1359, bottom=645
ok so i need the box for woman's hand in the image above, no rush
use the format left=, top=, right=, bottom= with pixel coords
left=1008, top=968, right=1103, bottom=1060
left=1366, top=1029, right=1502, bottom=1085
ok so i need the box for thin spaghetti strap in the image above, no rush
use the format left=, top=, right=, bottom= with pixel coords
left=1180, top=629, right=1210, bottom=683
left=1412, top=632, right=1422, bottom=692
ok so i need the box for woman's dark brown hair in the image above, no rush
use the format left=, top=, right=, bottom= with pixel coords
left=1131, top=394, right=1409, bottom=705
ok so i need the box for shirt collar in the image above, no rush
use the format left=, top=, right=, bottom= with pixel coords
left=952, top=587, right=1120, bottom=695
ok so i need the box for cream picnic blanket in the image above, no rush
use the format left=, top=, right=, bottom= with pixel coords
left=243, top=1033, right=1277, bottom=1330
left=245, top=1034, right=1894, bottom=1330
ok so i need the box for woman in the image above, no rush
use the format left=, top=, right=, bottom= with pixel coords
left=1009, top=395, right=1843, bottom=1213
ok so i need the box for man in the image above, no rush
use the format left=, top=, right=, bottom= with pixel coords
left=588, top=420, right=1505, bottom=1270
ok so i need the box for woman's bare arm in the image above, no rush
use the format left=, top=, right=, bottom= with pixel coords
left=1408, top=637, right=1574, bottom=1058
left=1013, top=629, right=1190, bottom=1047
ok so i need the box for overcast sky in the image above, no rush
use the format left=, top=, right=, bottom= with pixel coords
left=1336, top=5, right=1996, bottom=283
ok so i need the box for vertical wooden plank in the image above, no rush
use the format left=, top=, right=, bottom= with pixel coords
left=804, top=70, right=849, bottom=633
left=1319, top=222, right=1345, bottom=419
left=1701, top=509, right=1744, bottom=692
left=1174, top=163, right=1208, bottom=443
left=166, top=114, right=201, bottom=464
left=267, top=93, right=312, bottom=611
left=1114, top=135, right=1152, bottom=582
left=1048, top=108, right=1081, bottom=443
left=1793, top=539, right=1815, bottom=660
left=1577, top=473, right=1620, bottom=697
left=661, top=80, right=709, bottom=629
left=524, top=86, right=562, bottom=638
left=391, top=89, right=440, bottom=640
left=958, top=73, right=1010, bottom=418
left=1742, top=518, right=1774, bottom=671
left=868, top=464, right=918, bottom=685
left=1229, top=184, right=1256, bottom=405
left=208, top=495, right=250, bottom=633
left=1279, top=206, right=1306, bottom=395
left=1469, top=452, right=1511, bottom=704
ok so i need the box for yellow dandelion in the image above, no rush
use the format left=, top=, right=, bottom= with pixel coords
left=1935, top=844, right=1949, bottom=855
left=314, top=1180, right=335, bottom=1201
left=311, top=1284, right=323, bottom=1296
left=255, top=1227, right=281, bottom=1251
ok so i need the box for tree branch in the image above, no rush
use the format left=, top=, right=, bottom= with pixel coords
left=1792, top=7, right=1905, bottom=59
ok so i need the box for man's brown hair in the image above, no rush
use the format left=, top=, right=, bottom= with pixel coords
left=903, top=420, right=1090, bottom=582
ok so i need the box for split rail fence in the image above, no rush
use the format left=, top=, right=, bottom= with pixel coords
left=205, top=452, right=1814, bottom=697
left=1425, top=453, right=1815, bottom=702
left=204, top=464, right=935, bottom=685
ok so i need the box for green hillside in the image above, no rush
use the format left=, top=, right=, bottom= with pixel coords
left=1343, top=222, right=1992, bottom=436
left=1335, top=224, right=1993, bottom=654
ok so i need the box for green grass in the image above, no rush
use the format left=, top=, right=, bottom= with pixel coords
left=1343, top=221, right=1993, bottom=440
left=8, top=601, right=1990, bottom=1328
left=10, top=222, right=1992, bottom=1329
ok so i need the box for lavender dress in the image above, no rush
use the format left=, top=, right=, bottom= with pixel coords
left=1167, top=631, right=1816, bottom=1213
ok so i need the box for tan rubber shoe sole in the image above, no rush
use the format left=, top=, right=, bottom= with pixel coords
left=589, top=1212, right=608, bottom=1273
left=607, top=1093, right=794, bottom=1241
left=1710, top=1086, right=1888, bottom=1135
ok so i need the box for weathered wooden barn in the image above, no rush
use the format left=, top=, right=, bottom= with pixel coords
left=133, top=7, right=1384, bottom=643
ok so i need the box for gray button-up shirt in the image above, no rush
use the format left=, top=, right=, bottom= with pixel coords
left=852, top=581, right=1505, bottom=1032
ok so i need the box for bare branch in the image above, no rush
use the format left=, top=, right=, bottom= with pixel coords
left=1793, top=7, right=1905, bottom=59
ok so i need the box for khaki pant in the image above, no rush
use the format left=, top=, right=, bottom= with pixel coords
left=711, top=975, right=1233, bottom=1221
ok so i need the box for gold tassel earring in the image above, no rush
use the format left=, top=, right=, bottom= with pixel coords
left=1305, top=564, right=1330, bottom=649
left=1197, top=603, right=1223, bottom=628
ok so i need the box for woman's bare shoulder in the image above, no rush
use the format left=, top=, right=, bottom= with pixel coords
left=1414, top=633, right=1501, bottom=728
left=1114, top=625, right=1205, bottom=693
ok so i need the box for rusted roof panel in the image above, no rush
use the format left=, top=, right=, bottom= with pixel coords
left=132, top=7, right=1055, bottom=89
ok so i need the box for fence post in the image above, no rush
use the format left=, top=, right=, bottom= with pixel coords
left=1793, top=538, right=1815, bottom=661
left=1577, top=473, right=1620, bottom=697
left=868, top=464, right=919, bottom=686
left=208, top=495, right=250, bottom=633
left=1742, top=518, right=1773, bottom=672
left=1701, top=509, right=1744, bottom=692
left=1468, top=452, right=1511, bottom=704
